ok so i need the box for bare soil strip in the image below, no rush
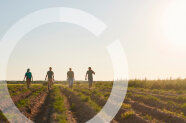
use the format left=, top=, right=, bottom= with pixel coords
left=61, top=87, right=96, bottom=123
left=29, top=90, right=48, bottom=120
left=33, top=91, right=53, bottom=123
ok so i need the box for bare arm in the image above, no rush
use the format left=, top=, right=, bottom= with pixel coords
left=45, top=75, right=48, bottom=80
left=30, top=73, right=33, bottom=81
left=23, top=76, right=26, bottom=81
left=53, top=74, right=55, bottom=81
left=85, top=72, right=88, bottom=80
left=72, top=72, right=75, bottom=80
left=67, top=72, right=69, bottom=80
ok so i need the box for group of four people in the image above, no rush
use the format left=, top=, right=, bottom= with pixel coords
left=23, top=67, right=95, bottom=91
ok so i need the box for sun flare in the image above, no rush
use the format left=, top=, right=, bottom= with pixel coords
left=164, top=0, right=186, bottom=46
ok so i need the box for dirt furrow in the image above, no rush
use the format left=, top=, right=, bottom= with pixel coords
left=84, top=87, right=186, bottom=123
left=29, top=90, right=48, bottom=120
left=33, top=91, right=53, bottom=123
left=73, top=88, right=149, bottom=123
left=61, top=87, right=96, bottom=123
left=125, top=99, right=186, bottom=123
left=59, top=87, right=77, bottom=123
left=128, top=90, right=185, bottom=104
left=0, top=87, right=42, bottom=112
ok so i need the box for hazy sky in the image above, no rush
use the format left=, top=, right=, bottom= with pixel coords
left=1, top=0, right=186, bottom=80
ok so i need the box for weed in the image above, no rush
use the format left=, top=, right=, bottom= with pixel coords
left=121, top=110, right=134, bottom=119
left=143, top=114, right=153, bottom=121
left=70, top=103, right=76, bottom=110
left=122, top=103, right=131, bottom=109
left=51, top=87, right=67, bottom=122
left=181, top=103, right=186, bottom=115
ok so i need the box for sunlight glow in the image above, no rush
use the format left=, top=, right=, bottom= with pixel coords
left=164, top=0, right=186, bottom=47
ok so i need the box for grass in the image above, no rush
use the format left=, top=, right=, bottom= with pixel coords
left=177, top=96, right=186, bottom=103
left=1, top=82, right=186, bottom=122
left=132, top=93, right=184, bottom=115
left=70, top=103, right=76, bottom=111
left=17, top=99, right=29, bottom=108
left=51, top=87, right=67, bottom=123
left=122, top=103, right=131, bottom=109
left=134, top=94, right=162, bottom=106
left=167, top=101, right=178, bottom=109
left=142, top=114, right=153, bottom=121
left=128, top=79, right=186, bottom=91
left=71, top=88, right=101, bottom=112
left=121, top=110, right=134, bottom=119
left=78, top=92, right=101, bottom=112
left=16, top=86, right=46, bottom=108
left=181, top=103, right=186, bottom=115
left=0, top=111, right=7, bottom=121
left=162, top=108, right=186, bottom=119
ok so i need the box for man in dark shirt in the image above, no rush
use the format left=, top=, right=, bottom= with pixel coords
left=85, top=67, right=95, bottom=89
left=67, top=68, right=74, bottom=89
left=45, top=67, right=54, bottom=91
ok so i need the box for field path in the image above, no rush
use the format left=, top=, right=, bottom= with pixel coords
left=33, top=91, right=53, bottom=123
left=59, top=87, right=77, bottom=123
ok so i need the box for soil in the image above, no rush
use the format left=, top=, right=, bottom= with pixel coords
left=73, top=88, right=149, bottom=123
left=125, top=99, right=186, bottom=123
left=59, top=87, right=77, bottom=123
left=33, top=91, right=53, bottom=123
left=61, top=87, right=96, bottom=123
left=0, top=87, right=41, bottom=112
left=128, top=90, right=185, bottom=104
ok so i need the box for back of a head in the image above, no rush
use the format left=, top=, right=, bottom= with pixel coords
left=88, top=67, right=91, bottom=70
left=27, top=68, right=30, bottom=72
left=49, top=67, right=52, bottom=71
left=69, top=68, right=72, bottom=71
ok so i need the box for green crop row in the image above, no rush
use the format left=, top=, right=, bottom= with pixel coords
left=16, top=86, right=46, bottom=108
left=50, top=86, right=67, bottom=123
left=67, top=88, right=101, bottom=112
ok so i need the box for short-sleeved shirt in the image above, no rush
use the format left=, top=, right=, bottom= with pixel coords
left=86, top=70, right=95, bottom=79
left=47, top=71, right=54, bottom=79
left=67, top=71, right=74, bottom=79
left=25, top=72, right=32, bottom=79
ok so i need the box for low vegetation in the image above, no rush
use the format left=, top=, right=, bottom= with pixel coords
left=0, top=80, right=185, bottom=123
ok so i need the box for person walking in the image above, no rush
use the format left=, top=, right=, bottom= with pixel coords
left=23, top=68, right=33, bottom=89
left=85, top=67, right=95, bottom=89
left=45, top=67, right=54, bottom=91
left=67, top=68, right=74, bottom=89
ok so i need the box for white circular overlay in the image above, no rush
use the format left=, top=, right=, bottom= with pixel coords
left=0, top=7, right=128, bottom=123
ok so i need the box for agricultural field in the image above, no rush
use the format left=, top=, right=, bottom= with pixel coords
left=0, top=80, right=186, bottom=123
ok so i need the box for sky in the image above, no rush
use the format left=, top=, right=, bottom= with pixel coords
left=1, top=0, right=186, bottom=80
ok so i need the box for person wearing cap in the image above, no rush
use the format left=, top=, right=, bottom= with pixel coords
left=85, top=67, right=95, bottom=89
left=67, top=68, right=74, bottom=89
left=45, top=67, right=54, bottom=91
left=23, top=68, right=33, bottom=89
